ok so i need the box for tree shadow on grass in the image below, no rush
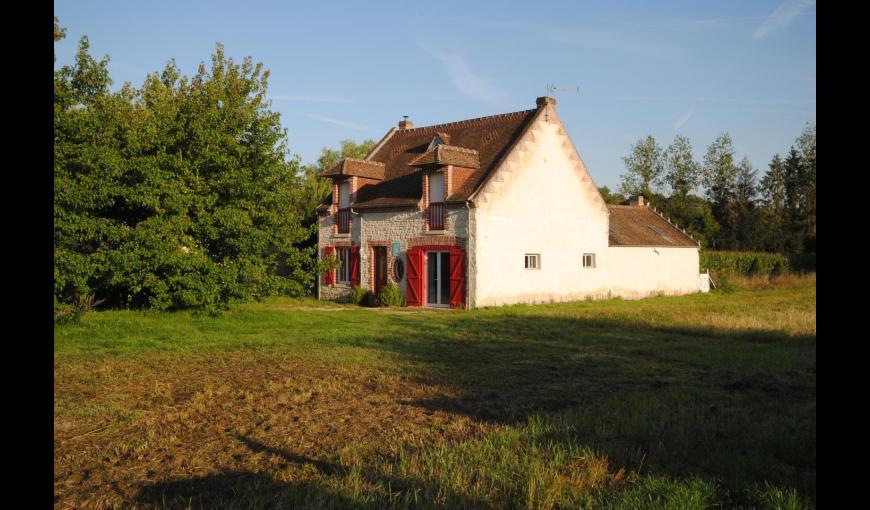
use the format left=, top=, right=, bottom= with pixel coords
left=135, top=434, right=493, bottom=510
left=368, top=311, right=816, bottom=506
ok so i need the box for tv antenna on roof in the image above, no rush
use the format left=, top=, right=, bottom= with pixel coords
left=544, top=83, right=580, bottom=121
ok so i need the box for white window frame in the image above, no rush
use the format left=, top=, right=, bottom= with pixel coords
left=582, top=253, right=596, bottom=268
left=426, top=250, right=451, bottom=308
left=337, top=247, right=352, bottom=284
left=524, top=253, right=540, bottom=270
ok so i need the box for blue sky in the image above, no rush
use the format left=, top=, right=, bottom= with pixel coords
left=54, top=0, right=815, bottom=190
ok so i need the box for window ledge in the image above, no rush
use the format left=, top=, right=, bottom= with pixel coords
left=423, top=229, right=446, bottom=235
left=333, top=233, right=351, bottom=238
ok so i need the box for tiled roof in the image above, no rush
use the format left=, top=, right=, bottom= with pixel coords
left=607, top=205, right=699, bottom=247
left=320, top=158, right=385, bottom=180
left=347, top=108, right=540, bottom=209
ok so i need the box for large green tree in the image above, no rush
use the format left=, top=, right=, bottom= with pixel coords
left=295, top=139, right=376, bottom=227
left=618, top=135, right=664, bottom=199
left=702, top=134, right=739, bottom=249
left=55, top=24, right=313, bottom=312
left=663, top=135, right=701, bottom=203
left=733, top=157, right=763, bottom=250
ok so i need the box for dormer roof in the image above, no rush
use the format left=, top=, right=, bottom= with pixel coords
left=408, top=144, right=480, bottom=169
left=320, top=158, right=386, bottom=180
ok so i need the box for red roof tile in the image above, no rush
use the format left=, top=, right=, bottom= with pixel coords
left=348, top=108, right=540, bottom=208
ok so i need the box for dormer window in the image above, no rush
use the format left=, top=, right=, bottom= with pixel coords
left=336, top=180, right=352, bottom=234
left=429, top=173, right=444, bottom=203
left=339, top=181, right=351, bottom=208
left=427, top=172, right=446, bottom=231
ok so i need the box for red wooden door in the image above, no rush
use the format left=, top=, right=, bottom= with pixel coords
left=449, top=246, right=465, bottom=308
left=350, top=246, right=360, bottom=287
left=405, top=247, right=423, bottom=306
left=373, top=247, right=387, bottom=295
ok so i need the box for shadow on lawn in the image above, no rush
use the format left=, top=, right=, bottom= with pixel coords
left=135, top=435, right=492, bottom=510
left=136, top=311, right=815, bottom=508
left=371, top=312, right=817, bottom=505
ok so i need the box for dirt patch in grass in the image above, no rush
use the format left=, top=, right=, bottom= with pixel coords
left=54, top=352, right=488, bottom=509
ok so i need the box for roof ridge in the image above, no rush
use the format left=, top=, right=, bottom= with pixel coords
left=397, top=108, right=537, bottom=133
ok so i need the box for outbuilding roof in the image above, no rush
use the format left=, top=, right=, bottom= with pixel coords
left=607, top=205, right=699, bottom=247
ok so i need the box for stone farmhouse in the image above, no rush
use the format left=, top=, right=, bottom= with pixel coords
left=316, top=97, right=701, bottom=308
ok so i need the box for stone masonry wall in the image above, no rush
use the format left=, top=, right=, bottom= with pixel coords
left=318, top=206, right=469, bottom=302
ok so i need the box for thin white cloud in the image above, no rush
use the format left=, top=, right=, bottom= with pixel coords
left=468, top=19, right=680, bottom=59
left=589, top=95, right=815, bottom=105
left=673, top=111, right=692, bottom=131
left=543, top=29, right=680, bottom=60
left=271, top=95, right=357, bottom=103
left=753, top=0, right=814, bottom=40
left=418, top=44, right=506, bottom=104
left=305, top=113, right=371, bottom=132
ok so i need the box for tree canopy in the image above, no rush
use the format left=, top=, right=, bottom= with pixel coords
left=55, top=25, right=316, bottom=313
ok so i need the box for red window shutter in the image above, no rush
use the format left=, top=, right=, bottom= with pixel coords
left=405, top=247, right=423, bottom=307
left=449, top=247, right=465, bottom=309
left=323, top=246, right=335, bottom=286
left=350, top=246, right=360, bottom=286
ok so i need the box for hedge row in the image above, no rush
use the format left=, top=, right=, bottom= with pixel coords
left=700, top=251, right=792, bottom=276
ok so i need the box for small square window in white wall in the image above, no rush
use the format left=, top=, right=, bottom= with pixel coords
left=524, top=254, right=540, bottom=270
left=582, top=253, right=596, bottom=268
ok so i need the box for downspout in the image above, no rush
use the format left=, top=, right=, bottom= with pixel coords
left=465, top=200, right=473, bottom=310
left=316, top=218, right=321, bottom=300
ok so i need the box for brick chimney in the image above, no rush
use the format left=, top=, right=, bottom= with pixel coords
left=536, top=96, right=556, bottom=107
left=398, top=115, right=413, bottom=129
left=629, top=195, right=646, bottom=207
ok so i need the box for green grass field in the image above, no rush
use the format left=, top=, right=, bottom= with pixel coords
left=54, top=276, right=816, bottom=509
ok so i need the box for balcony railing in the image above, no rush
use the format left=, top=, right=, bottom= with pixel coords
left=336, top=208, right=351, bottom=234
left=428, top=202, right=445, bottom=230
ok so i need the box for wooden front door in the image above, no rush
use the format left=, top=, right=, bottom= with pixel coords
left=374, top=247, right=388, bottom=295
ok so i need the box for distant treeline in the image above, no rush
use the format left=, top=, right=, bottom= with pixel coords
left=600, top=127, right=816, bottom=258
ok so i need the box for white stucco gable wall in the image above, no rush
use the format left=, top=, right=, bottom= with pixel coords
left=470, top=107, right=612, bottom=307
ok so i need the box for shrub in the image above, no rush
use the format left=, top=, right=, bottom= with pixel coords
left=714, top=275, right=734, bottom=293
left=769, top=259, right=787, bottom=281
left=376, top=283, right=405, bottom=307
left=54, top=293, right=105, bottom=325
left=349, top=285, right=370, bottom=306
left=746, top=257, right=761, bottom=277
